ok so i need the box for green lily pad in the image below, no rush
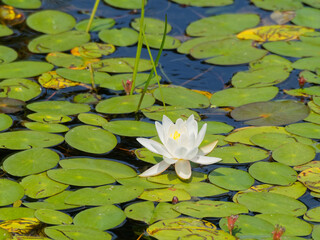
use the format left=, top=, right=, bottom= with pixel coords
left=250, top=54, right=293, bottom=70
left=0, top=78, right=41, bottom=101
left=208, top=144, right=269, bottom=164
left=75, top=42, right=115, bottom=59
left=131, top=17, right=171, bottom=35
left=231, top=100, right=309, bottom=126
left=0, top=130, right=64, bottom=150
left=292, top=56, right=320, bottom=72
left=0, top=179, right=24, bottom=206
left=292, top=7, right=320, bottom=28
left=249, top=162, right=297, bottom=185
left=0, top=207, right=35, bottom=221
left=99, top=28, right=138, bottom=46
left=20, top=172, right=68, bottom=199
left=0, top=46, right=17, bottom=65
left=257, top=214, right=312, bottom=236
left=250, top=133, right=299, bottom=150
left=191, top=38, right=268, bottom=65
left=178, top=36, right=229, bottom=54
left=170, top=0, right=233, bottom=7
left=103, top=120, right=156, bottom=137
left=298, top=167, right=320, bottom=193
left=144, top=34, right=181, bottom=49
left=210, top=86, right=278, bottom=107
left=45, top=225, right=111, bottom=240
left=286, top=122, right=320, bottom=139
left=272, top=142, right=315, bottom=166
left=75, top=18, right=115, bottom=32
left=78, top=113, right=108, bottom=127
left=26, top=10, right=75, bottom=34
left=236, top=192, right=307, bottom=216
left=59, top=157, right=136, bottom=179
left=65, top=125, right=117, bottom=154
left=3, top=148, right=59, bottom=177
left=27, top=101, right=90, bottom=115
left=147, top=171, right=207, bottom=184
left=209, top=167, right=254, bottom=190
left=28, top=31, right=90, bottom=53
left=302, top=0, right=320, bottom=8
left=47, top=169, right=115, bottom=186
left=232, top=66, right=290, bottom=88
left=0, top=114, right=12, bottom=131
left=27, top=113, right=72, bottom=124
left=0, top=25, right=13, bottom=37
left=135, top=148, right=163, bottom=164
left=125, top=201, right=180, bottom=224
left=23, top=122, right=69, bottom=133
left=55, top=68, right=110, bottom=85
left=93, top=58, right=153, bottom=73
left=104, top=0, right=147, bottom=9
left=174, top=182, right=229, bottom=197
left=2, top=0, right=41, bottom=9
left=96, top=94, right=155, bottom=114
left=142, top=105, right=200, bottom=122
left=186, top=14, right=259, bottom=37
left=219, top=215, right=274, bottom=238
left=294, top=161, right=320, bottom=171
left=199, top=121, right=233, bottom=134
left=173, top=200, right=248, bottom=218
left=23, top=201, right=77, bottom=211
left=74, top=205, right=125, bottom=230
left=73, top=93, right=100, bottom=104
left=153, top=85, right=210, bottom=108
left=65, top=185, right=144, bottom=206
left=139, top=188, right=191, bottom=202
left=304, top=206, right=320, bottom=222
left=251, top=0, right=303, bottom=11
left=0, top=61, right=53, bottom=79
left=35, top=209, right=72, bottom=225
left=313, top=225, right=320, bottom=240
left=46, top=52, right=86, bottom=69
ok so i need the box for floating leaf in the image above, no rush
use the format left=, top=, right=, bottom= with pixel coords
left=249, top=162, right=297, bottom=185
left=199, top=121, right=233, bottom=134
left=286, top=122, right=320, bottom=139
left=104, top=0, right=147, bottom=9
left=118, top=176, right=169, bottom=189
left=78, top=113, right=108, bottom=127
left=75, top=18, right=115, bottom=32
left=304, top=206, right=320, bottom=222
left=73, top=205, right=125, bottom=230
left=0, top=46, right=17, bottom=65
left=46, top=52, right=88, bottom=69
left=131, top=17, right=171, bottom=35
left=93, top=58, right=152, bottom=73
left=250, top=132, right=299, bottom=150
left=0, top=218, right=40, bottom=235
left=71, top=42, right=115, bottom=58
left=135, top=148, right=163, bottom=164
left=139, top=188, right=191, bottom=202
left=313, top=225, right=320, bottom=240
left=38, top=71, right=82, bottom=90
left=55, top=68, right=110, bottom=85
left=26, top=10, right=75, bottom=34
left=251, top=0, right=303, bottom=11
left=23, top=122, right=69, bottom=133
left=298, top=167, right=320, bottom=193
left=231, top=100, right=309, bottom=126
left=99, top=28, right=138, bottom=47
left=147, top=171, right=206, bottom=184
left=0, top=179, right=24, bottom=206
left=237, top=25, right=314, bottom=42
left=294, top=161, right=320, bottom=171
left=103, top=120, right=156, bottom=137
left=250, top=54, right=293, bottom=70
left=292, top=56, right=320, bottom=72
left=292, top=7, right=320, bottom=28
left=169, top=0, right=233, bottom=7
left=143, top=34, right=181, bottom=49
left=3, top=0, right=41, bottom=9
left=0, top=207, right=35, bottom=221
left=302, top=0, right=320, bottom=8
left=0, top=78, right=41, bottom=101
left=27, top=101, right=90, bottom=115
left=0, top=24, right=13, bottom=37
left=27, top=112, right=72, bottom=124
left=35, top=209, right=72, bottom=225
left=3, top=148, right=59, bottom=177
left=0, top=113, right=12, bottom=131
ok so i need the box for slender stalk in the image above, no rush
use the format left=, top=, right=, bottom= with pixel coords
left=86, top=0, right=100, bottom=33
left=136, top=15, right=167, bottom=112
left=130, top=0, right=145, bottom=95
left=88, top=63, right=97, bottom=93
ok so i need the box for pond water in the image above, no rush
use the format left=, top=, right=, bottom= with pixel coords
left=0, top=0, right=320, bottom=239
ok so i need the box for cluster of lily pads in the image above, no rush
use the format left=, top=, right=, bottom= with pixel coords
left=0, top=0, right=320, bottom=239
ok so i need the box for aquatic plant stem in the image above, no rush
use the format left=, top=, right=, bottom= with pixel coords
left=88, top=63, right=97, bottom=93
left=130, top=0, right=145, bottom=95
left=86, top=0, right=100, bottom=33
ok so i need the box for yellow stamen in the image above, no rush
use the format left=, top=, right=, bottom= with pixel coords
left=171, top=131, right=180, bottom=140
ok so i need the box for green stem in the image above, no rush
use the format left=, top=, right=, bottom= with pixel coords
left=88, top=64, right=97, bottom=93
left=86, top=0, right=100, bottom=33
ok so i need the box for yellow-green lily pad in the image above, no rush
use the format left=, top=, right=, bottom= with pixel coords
left=139, top=188, right=191, bottom=202
left=298, top=167, right=320, bottom=193
left=93, top=58, right=152, bottom=73
left=0, top=46, right=17, bottom=65
left=75, top=18, right=115, bottom=32
left=0, top=114, right=12, bottom=131
left=292, top=7, right=320, bottom=28
left=99, top=28, right=138, bottom=47
left=27, top=113, right=72, bottom=124
left=23, top=122, right=69, bottom=133
left=147, top=171, right=206, bottom=184
left=144, top=34, right=181, bottom=49
left=0, top=207, right=35, bottom=221
left=118, top=176, right=170, bottom=189
left=103, top=120, right=157, bottom=137
left=170, top=0, right=233, bottom=7
left=131, top=17, right=171, bottom=35
left=304, top=206, right=320, bottom=222
left=0, top=179, right=24, bottom=206
left=286, top=122, right=320, bottom=139
left=2, top=0, right=41, bottom=9
left=251, top=0, right=303, bottom=11
left=104, top=0, right=147, bottom=9
left=35, top=209, right=72, bottom=225
left=0, top=78, right=41, bottom=101
left=174, top=182, right=229, bottom=197
left=27, top=101, right=90, bottom=115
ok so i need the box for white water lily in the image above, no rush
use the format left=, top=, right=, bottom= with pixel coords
left=137, top=115, right=222, bottom=179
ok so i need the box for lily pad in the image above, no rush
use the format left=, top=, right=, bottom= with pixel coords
left=143, top=34, right=181, bottom=49
left=0, top=61, right=53, bottom=79
left=45, top=225, right=111, bottom=240
left=236, top=192, right=307, bottom=216
left=170, top=0, right=233, bottom=7
left=0, top=114, right=12, bottom=131
left=2, top=0, right=41, bottom=9
left=249, top=162, right=297, bottom=185
left=250, top=132, right=299, bottom=150
left=0, top=131, right=64, bottom=150
left=26, top=10, right=75, bottom=34
left=65, top=125, right=117, bottom=154
left=46, top=52, right=87, bottom=69
left=251, top=0, right=303, bottom=11
left=285, top=123, right=320, bottom=139
left=27, top=101, right=90, bottom=115
left=73, top=205, right=125, bottom=230
left=210, top=86, right=278, bottom=107
left=294, top=161, right=320, bottom=171
left=0, top=207, right=35, bottom=221
left=199, top=121, right=233, bottom=134
left=47, top=169, right=115, bottom=186
left=292, top=7, right=320, bottom=28
left=35, top=209, right=72, bottom=225
left=173, top=200, right=248, bottom=218
left=0, top=78, right=41, bottom=101
left=139, top=188, right=191, bottom=202
left=298, top=167, right=320, bottom=193
left=174, top=182, right=229, bottom=197
left=93, top=58, right=152, bottom=73
left=103, top=120, right=156, bottom=137
left=272, top=142, right=315, bottom=166
left=28, top=31, right=90, bottom=53
left=208, top=144, right=269, bottom=164
left=209, top=167, right=254, bottom=190
left=131, top=17, right=171, bottom=35
left=292, top=56, right=320, bottom=72
left=125, top=201, right=180, bottom=224
left=23, top=122, right=69, bottom=133
left=77, top=113, right=108, bottom=127
left=147, top=171, right=207, bottom=184
left=3, top=148, right=59, bottom=177
left=104, top=0, right=147, bottom=9
left=0, top=179, right=24, bottom=206
left=99, top=28, right=138, bottom=47
left=0, top=25, right=13, bottom=37
left=27, top=113, right=72, bottom=124
left=304, top=206, right=320, bottom=222
left=96, top=94, right=155, bottom=114
left=72, top=42, right=115, bottom=59
left=0, top=46, right=17, bottom=65
left=20, top=172, right=68, bottom=199
left=153, top=85, right=210, bottom=108
left=186, top=14, right=260, bottom=37
left=55, top=68, right=110, bottom=85
left=313, top=225, right=320, bottom=240
left=75, top=18, right=115, bottom=32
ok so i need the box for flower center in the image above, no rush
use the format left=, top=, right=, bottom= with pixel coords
left=171, top=130, right=181, bottom=140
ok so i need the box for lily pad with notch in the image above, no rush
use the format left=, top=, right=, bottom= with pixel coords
left=147, top=171, right=207, bottom=185
left=0, top=78, right=41, bottom=101
left=72, top=42, right=115, bottom=59
left=0, top=179, right=24, bottom=206
left=78, top=113, right=108, bottom=127
left=27, top=113, right=72, bottom=124
left=231, top=100, right=309, bottom=126
left=56, top=68, right=110, bottom=85
left=23, top=122, right=69, bottom=133
left=131, top=17, right=171, bottom=35
left=250, top=132, right=299, bottom=150
left=0, top=46, right=17, bottom=65
left=304, top=206, right=320, bottom=222
left=292, top=56, right=320, bottom=72
left=0, top=25, right=13, bottom=37
left=27, top=101, right=90, bottom=115
left=143, top=34, right=181, bottom=49
left=46, top=52, right=87, bottom=69
left=199, top=121, right=233, bottom=134
left=99, top=28, right=138, bottom=47
left=135, top=148, right=163, bottom=164
left=75, top=18, right=115, bottom=32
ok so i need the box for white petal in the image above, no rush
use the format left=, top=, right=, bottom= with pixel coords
left=190, top=155, right=222, bottom=165
left=184, top=147, right=199, bottom=160
left=155, top=121, right=165, bottom=144
left=175, top=160, right=192, bottom=180
left=199, top=140, right=218, bottom=155
left=137, top=138, right=172, bottom=158
left=164, top=137, right=179, bottom=157
left=163, top=157, right=178, bottom=164
left=174, top=146, right=188, bottom=159
left=139, top=160, right=171, bottom=177
left=162, top=115, right=173, bottom=130
left=186, top=115, right=197, bottom=138
left=195, top=123, right=207, bottom=147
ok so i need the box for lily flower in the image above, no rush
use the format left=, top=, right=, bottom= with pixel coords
left=137, top=115, right=222, bottom=179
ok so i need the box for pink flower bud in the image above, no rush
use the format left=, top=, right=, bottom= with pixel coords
left=272, top=224, right=286, bottom=240
left=122, top=79, right=132, bottom=95
left=227, top=215, right=239, bottom=235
